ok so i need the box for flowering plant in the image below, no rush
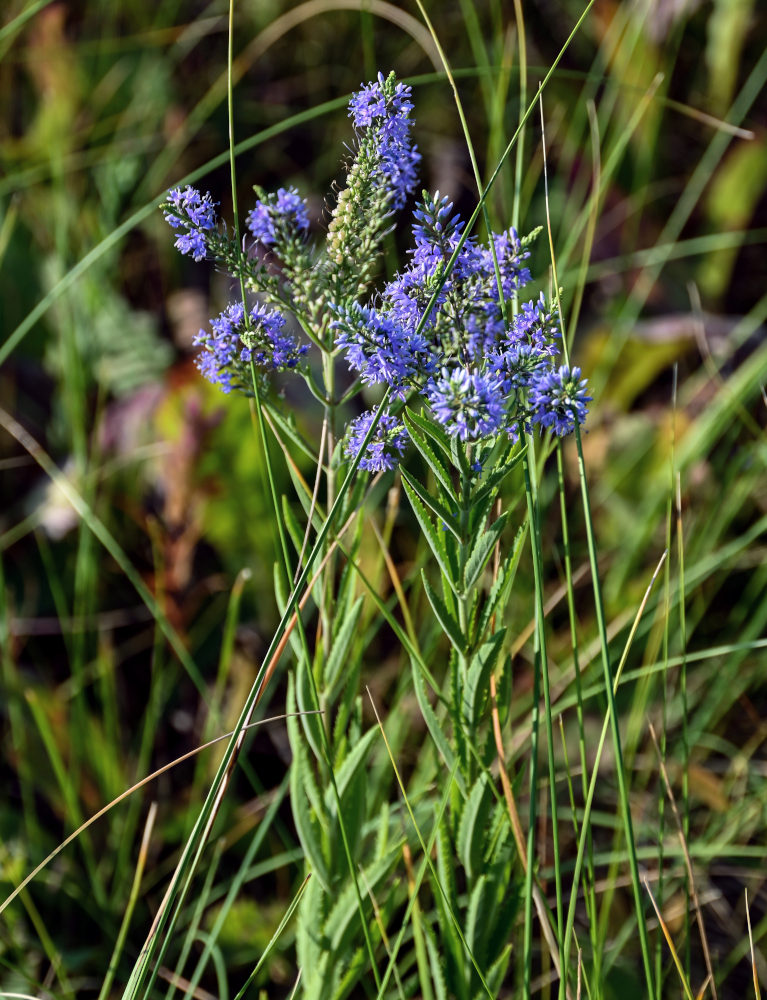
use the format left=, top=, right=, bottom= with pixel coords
left=160, top=70, right=592, bottom=1000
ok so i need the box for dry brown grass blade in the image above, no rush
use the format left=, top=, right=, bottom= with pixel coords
left=157, top=968, right=218, bottom=1000
left=649, top=721, right=718, bottom=999
left=644, top=876, right=696, bottom=1000
left=746, top=889, right=762, bottom=999
left=370, top=514, right=418, bottom=645
left=489, top=672, right=573, bottom=1000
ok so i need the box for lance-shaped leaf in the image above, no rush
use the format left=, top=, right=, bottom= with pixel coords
left=411, top=657, right=465, bottom=796
left=405, top=405, right=454, bottom=461
left=401, top=467, right=462, bottom=542
left=324, top=850, right=400, bottom=952
left=463, top=511, right=509, bottom=593
left=472, top=447, right=527, bottom=508
left=402, top=477, right=459, bottom=590
left=403, top=409, right=457, bottom=500
left=457, top=773, right=493, bottom=881
left=287, top=679, right=331, bottom=891
left=462, top=630, right=506, bottom=728
left=475, top=525, right=525, bottom=641
left=325, top=595, right=364, bottom=696
left=422, top=570, right=467, bottom=655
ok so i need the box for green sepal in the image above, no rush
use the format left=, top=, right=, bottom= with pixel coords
left=421, top=571, right=467, bottom=655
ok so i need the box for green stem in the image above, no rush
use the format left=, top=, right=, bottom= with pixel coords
left=573, top=424, right=655, bottom=998
left=521, top=450, right=565, bottom=993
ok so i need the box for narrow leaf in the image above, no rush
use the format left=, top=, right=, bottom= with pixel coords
left=463, top=512, right=509, bottom=593
left=422, top=571, right=467, bottom=655
left=402, top=477, right=458, bottom=589
left=403, top=410, right=457, bottom=500
left=401, top=467, right=462, bottom=541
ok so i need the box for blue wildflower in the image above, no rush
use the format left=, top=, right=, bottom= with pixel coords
left=527, top=364, right=592, bottom=436
left=426, top=366, right=506, bottom=441
left=480, top=228, right=532, bottom=300
left=344, top=409, right=408, bottom=472
left=488, top=343, right=549, bottom=395
left=163, top=186, right=218, bottom=262
left=349, top=72, right=420, bottom=210
left=247, top=186, right=310, bottom=247
left=504, top=293, right=560, bottom=352
left=194, top=301, right=306, bottom=393
left=332, top=303, right=435, bottom=395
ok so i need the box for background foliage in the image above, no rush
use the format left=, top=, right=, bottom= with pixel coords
left=1, top=0, right=766, bottom=997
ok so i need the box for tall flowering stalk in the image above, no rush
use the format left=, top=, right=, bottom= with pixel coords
left=160, top=71, right=591, bottom=998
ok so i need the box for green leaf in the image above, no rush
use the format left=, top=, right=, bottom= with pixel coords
left=324, top=850, right=399, bottom=952
left=472, top=447, right=526, bottom=508
left=423, top=923, right=449, bottom=1000
left=475, top=526, right=525, bottom=640
left=325, top=595, right=364, bottom=695
left=467, top=489, right=494, bottom=538
left=263, top=402, right=318, bottom=463
left=405, top=406, right=454, bottom=461
left=287, top=678, right=331, bottom=891
left=422, top=571, right=467, bottom=655
left=411, top=657, right=465, bottom=797
left=281, top=493, right=304, bottom=558
left=329, top=725, right=379, bottom=805
left=401, top=467, right=462, bottom=541
left=295, top=650, right=325, bottom=763
left=295, top=875, right=329, bottom=988
left=403, top=410, right=457, bottom=500
left=402, top=477, right=458, bottom=589
left=463, top=512, right=509, bottom=593
left=462, top=630, right=506, bottom=729
left=273, top=563, right=304, bottom=661
left=457, top=774, right=492, bottom=881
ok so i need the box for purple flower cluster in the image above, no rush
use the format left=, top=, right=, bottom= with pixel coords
left=160, top=75, right=592, bottom=448
left=331, top=303, right=434, bottom=396
left=194, top=301, right=306, bottom=393
left=335, top=191, right=591, bottom=455
left=163, top=186, right=218, bottom=261
left=247, top=187, right=310, bottom=247
left=349, top=72, right=420, bottom=210
left=426, top=368, right=506, bottom=441
left=344, top=409, right=408, bottom=472
left=527, top=365, right=592, bottom=437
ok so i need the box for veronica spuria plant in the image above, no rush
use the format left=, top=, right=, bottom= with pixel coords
left=162, top=71, right=590, bottom=998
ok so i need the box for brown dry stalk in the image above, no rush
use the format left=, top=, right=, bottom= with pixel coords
left=649, top=721, right=717, bottom=1000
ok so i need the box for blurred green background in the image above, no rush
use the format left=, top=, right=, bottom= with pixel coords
left=1, top=0, right=766, bottom=997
